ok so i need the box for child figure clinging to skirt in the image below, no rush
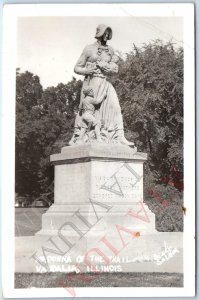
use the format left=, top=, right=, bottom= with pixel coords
left=78, top=86, right=106, bottom=143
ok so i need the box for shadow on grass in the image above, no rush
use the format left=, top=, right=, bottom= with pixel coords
left=15, top=272, right=183, bottom=288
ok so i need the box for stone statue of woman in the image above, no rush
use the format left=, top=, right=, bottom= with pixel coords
left=69, top=24, right=134, bottom=146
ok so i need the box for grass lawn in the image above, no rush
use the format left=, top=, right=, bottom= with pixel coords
left=15, top=207, right=48, bottom=236
left=15, top=209, right=183, bottom=289
left=15, top=272, right=183, bottom=288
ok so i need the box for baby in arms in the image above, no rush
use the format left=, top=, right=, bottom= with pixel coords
left=85, top=54, right=119, bottom=77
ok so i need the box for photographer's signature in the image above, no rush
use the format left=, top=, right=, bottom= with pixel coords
left=127, top=241, right=179, bottom=265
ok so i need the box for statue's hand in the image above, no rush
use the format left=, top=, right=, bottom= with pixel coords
left=84, top=66, right=97, bottom=75
left=96, top=61, right=107, bottom=70
left=96, top=61, right=112, bottom=74
left=102, top=66, right=111, bottom=73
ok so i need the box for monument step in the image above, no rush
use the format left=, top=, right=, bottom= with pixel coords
left=15, top=232, right=183, bottom=274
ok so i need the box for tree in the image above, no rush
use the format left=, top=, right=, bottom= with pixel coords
left=111, top=40, right=183, bottom=189
left=16, top=70, right=43, bottom=109
left=16, top=70, right=44, bottom=196
left=37, top=79, right=82, bottom=193
left=15, top=70, right=82, bottom=197
left=110, top=40, right=183, bottom=231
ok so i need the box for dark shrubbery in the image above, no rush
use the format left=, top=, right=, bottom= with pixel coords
left=16, top=70, right=82, bottom=197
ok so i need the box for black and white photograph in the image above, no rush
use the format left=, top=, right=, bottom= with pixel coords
left=2, top=3, right=195, bottom=298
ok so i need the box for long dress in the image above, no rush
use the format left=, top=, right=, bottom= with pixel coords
left=71, top=41, right=125, bottom=144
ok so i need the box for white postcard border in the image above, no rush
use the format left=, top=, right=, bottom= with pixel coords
left=2, top=3, right=195, bottom=298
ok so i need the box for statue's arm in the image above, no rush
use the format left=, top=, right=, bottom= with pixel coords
left=74, top=46, right=96, bottom=76
left=91, top=94, right=107, bottom=105
left=74, top=46, right=88, bottom=75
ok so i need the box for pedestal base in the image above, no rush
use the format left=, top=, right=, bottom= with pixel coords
left=37, top=144, right=156, bottom=238
left=19, top=144, right=182, bottom=276
left=15, top=233, right=183, bottom=274
left=36, top=202, right=156, bottom=237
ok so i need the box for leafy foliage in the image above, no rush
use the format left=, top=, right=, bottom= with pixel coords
left=16, top=70, right=82, bottom=196
left=111, top=40, right=183, bottom=188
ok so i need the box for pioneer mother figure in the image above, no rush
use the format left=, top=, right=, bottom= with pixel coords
left=69, top=24, right=133, bottom=146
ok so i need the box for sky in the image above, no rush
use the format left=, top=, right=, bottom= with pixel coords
left=17, top=17, right=183, bottom=88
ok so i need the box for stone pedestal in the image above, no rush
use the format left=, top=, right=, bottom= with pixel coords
left=31, top=144, right=184, bottom=275
left=36, top=143, right=156, bottom=238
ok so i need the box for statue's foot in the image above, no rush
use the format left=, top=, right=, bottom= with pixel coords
left=118, top=136, right=135, bottom=147
left=75, top=138, right=85, bottom=145
left=68, top=134, right=77, bottom=146
left=123, top=139, right=135, bottom=147
left=116, top=130, right=135, bottom=147
left=68, top=140, right=74, bottom=146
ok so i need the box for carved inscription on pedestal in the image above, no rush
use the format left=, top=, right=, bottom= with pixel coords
left=91, top=162, right=143, bottom=204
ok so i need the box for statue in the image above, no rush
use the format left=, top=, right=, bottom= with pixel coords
left=69, top=24, right=134, bottom=147
left=78, top=86, right=106, bottom=143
